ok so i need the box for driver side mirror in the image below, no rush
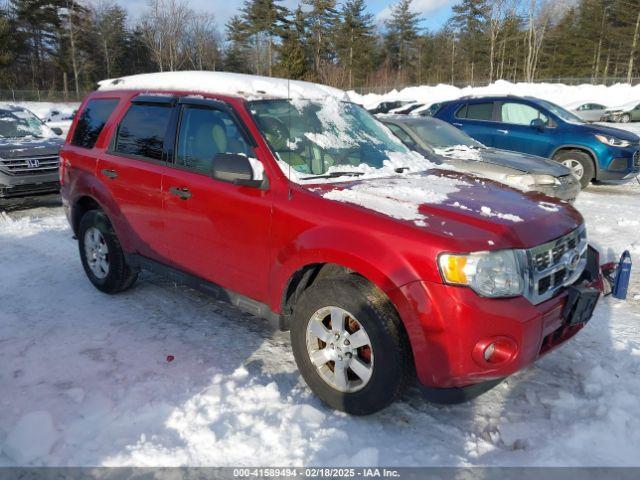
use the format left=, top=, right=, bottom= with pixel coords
left=51, top=127, right=63, bottom=136
left=530, top=118, right=546, bottom=131
left=210, top=153, right=264, bottom=188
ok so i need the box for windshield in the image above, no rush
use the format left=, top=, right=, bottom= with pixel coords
left=248, top=98, right=419, bottom=179
left=0, top=108, right=52, bottom=139
left=535, top=99, right=584, bottom=124
left=411, top=119, right=483, bottom=149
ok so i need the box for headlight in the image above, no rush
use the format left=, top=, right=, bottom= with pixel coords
left=506, top=173, right=560, bottom=188
left=595, top=134, right=631, bottom=147
left=438, top=250, right=525, bottom=297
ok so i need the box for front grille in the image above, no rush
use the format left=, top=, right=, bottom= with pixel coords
left=633, top=150, right=640, bottom=168
left=0, top=154, right=60, bottom=176
left=525, top=226, right=587, bottom=304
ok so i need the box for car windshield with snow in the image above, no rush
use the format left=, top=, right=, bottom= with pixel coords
left=250, top=98, right=424, bottom=180
left=0, top=104, right=63, bottom=198
left=60, top=72, right=605, bottom=415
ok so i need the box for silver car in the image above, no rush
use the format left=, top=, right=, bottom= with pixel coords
left=380, top=115, right=581, bottom=202
left=567, top=102, right=608, bottom=122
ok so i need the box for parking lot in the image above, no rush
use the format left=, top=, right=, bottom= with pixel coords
left=1, top=175, right=639, bottom=466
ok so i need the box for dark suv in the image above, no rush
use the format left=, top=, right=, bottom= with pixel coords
left=0, top=104, right=63, bottom=198
left=433, top=95, right=640, bottom=188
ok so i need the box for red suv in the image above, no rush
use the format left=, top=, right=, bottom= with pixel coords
left=60, top=72, right=604, bottom=415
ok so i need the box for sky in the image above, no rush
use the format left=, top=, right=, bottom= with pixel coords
left=115, top=0, right=457, bottom=33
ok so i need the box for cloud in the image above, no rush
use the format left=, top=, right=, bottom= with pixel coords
left=376, top=0, right=454, bottom=24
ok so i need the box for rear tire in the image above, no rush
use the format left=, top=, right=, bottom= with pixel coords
left=553, top=150, right=594, bottom=189
left=78, top=210, right=138, bottom=294
left=290, top=275, right=412, bottom=415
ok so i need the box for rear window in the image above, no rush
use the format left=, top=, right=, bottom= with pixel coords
left=457, top=102, right=494, bottom=121
left=114, top=103, right=173, bottom=161
left=71, top=98, right=119, bottom=148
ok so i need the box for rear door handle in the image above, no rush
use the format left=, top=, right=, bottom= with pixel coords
left=101, top=169, right=118, bottom=179
left=452, top=122, right=463, bottom=127
left=497, top=129, right=509, bottom=134
left=169, top=186, right=192, bottom=200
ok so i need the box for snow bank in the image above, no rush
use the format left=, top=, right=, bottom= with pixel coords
left=349, top=80, right=640, bottom=110
left=98, top=71, right=349, bottom=101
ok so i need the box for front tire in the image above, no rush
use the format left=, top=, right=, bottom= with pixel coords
left=620, top=113, right=631, bottom=123
left=78, top=210, right=137, bottom=294
left=553, top=150, right=594, bottom=189
left=290, top=275, right=412, bottom=415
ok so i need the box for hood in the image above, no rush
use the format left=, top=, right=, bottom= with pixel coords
left=310, top=169, right=582, bottom=251
left=478, top=148, right=571, bottom=176
left=573, top=122, right=640, bottom=143
left=0, top=137, right=63, bottom=158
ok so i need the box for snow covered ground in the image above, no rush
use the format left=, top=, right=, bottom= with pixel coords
left=0, top=182, right=639, bottom=467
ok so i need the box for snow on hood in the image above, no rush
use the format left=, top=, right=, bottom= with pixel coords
left=310, top=169, right=584, bottom=250
left=321, top=175, right=466, bottom=226
left=98, top=71, right=349, bottom=102
left=433, top=145, right=483, bottom=161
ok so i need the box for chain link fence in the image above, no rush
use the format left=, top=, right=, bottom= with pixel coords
left=0, top=89, right=91, bottom=103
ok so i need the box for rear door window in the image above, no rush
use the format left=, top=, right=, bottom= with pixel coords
left=499, top=102, right=548, bottom=125
left=71, top=98, right=119, bottom=149
left=457, top=102, right=494, bottom=121
left=114, top=103, right=173, bottom=161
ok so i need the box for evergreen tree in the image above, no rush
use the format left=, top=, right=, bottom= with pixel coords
left=384, top=0, right=421, bottom=75
left=335, top=0, right=376, bottom=88
left=276, top=6, right=309, bottom=79
left=224, top=15, right=253, bottom=73
left=302, top=0, right=339, bottom=80
left=450, top=0, right=490, bottom=83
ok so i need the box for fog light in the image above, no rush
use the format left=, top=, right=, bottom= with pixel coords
left=473, top=336, right=518, bottom=367
left=484, top=343, right=496, bottom=361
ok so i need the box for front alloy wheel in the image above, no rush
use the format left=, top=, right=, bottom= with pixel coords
left=83, top=226, right=110, bottom=279
left=561, top=158, right=585, bottom=180
left=290, top=275, right=412, bottom=415
left=306, top=306, right=374, bottom=393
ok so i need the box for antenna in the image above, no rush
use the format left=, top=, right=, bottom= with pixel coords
left=288, top=78, right=292, bottom=200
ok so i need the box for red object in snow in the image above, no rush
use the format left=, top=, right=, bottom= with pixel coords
left=166, top=355, right=175, bottom=362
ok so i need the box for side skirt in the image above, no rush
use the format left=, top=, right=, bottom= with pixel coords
left=126, top=254, right=288, bottom=331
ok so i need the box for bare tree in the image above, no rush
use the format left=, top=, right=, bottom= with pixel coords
left=141, top=0, right=193, bottom=71
left=186, top=12, right=221, bottom=71
left=628, top=10, right=640, bottom=83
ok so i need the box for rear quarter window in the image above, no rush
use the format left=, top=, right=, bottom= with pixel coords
left=71, top=98, right=120, bottom=148
left=113, top=103, right=173, bottom=161
left=457, top=102, right=494, bottom=121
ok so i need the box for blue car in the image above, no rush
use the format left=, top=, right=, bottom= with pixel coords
left=433, top=95, right=640, bottom=188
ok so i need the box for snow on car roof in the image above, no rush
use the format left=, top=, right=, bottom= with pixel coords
left=97, top=71, right=350, bottom=101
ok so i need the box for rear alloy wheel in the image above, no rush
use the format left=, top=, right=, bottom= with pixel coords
left=553, top=150, right=594, bottom=189
left=620, top=113, right=631, bottom=123
left=291, top=275, right=412, bottom=415
left=78, top=210, right=138, bottom=294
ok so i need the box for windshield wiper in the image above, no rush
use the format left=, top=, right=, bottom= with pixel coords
left=302, top=171, right=365, bottom=180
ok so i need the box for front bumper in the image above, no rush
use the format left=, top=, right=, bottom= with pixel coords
left=534, top=177, right=580, bottom=201
left=599, top=146, right=640, bottom=181
left=399, top=246, right=603, bottom=389
left=0, top=170, right=60, bottom=198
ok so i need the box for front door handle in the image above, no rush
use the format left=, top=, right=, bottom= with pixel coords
left=452, top=122, right=463, bottom=127
left=169, top=186, right=192, bottom=200
left=101, top=168, right=118, bottom=179
left=497, top=129, right=509, bottom=134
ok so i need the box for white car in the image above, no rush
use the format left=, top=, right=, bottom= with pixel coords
left=601, top=101, right=640, bottom=123
left=566, top=102, right=608, bottom=122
